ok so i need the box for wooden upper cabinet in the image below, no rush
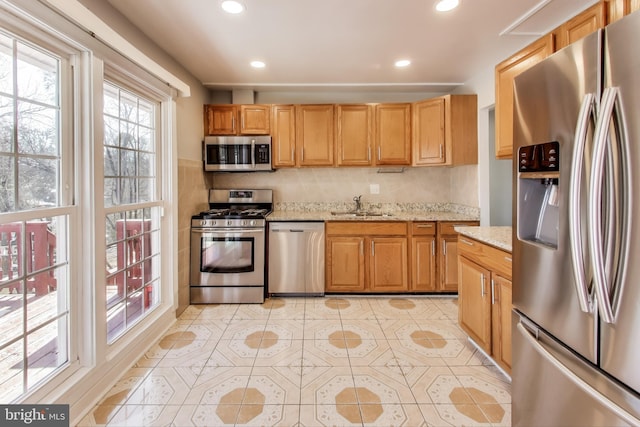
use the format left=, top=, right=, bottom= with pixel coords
left=413, top=95, right=477, bottom=166
left=555, top=2, right=606, bottom=50
left=632, top=0, right=640, bottom=13
left=375, top=103, right=411, bottom=165
left=239, top=105, right=270, bottom=134
left=204, top=105, right=237, bottom=135
left=271, top=105, right=296, bottom=168
left=413, top=98, right=444, bottom=165
left=204, top=104, right=270, bottom=135
left=495, top=34, right=555, bottom=159
left=296, top=104, right=335, bottom=167
left=336, top=104, right=373, bottom=166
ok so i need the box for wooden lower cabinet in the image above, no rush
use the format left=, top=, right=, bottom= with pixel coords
left=410, top=221, right=436, bottom=291
left=326, top=236, right=366, bottom=292
left=458, top=234, right=512, bottom=374
left=326, top=222, right=408, bottom=293
left=438, top=221, right=479, bottom=292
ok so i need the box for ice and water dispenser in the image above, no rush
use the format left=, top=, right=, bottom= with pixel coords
left=517, top=141, right=560, bottom=248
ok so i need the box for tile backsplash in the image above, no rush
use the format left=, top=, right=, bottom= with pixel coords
left=209, top=165, right=478, bottom=209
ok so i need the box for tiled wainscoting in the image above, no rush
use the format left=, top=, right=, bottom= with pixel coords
left=79, top=297, right=511, bottom=426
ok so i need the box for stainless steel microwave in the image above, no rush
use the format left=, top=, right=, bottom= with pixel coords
left=203, top=136, right=273, bottom=172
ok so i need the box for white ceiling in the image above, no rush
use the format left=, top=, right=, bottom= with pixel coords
left=105, top=0, right=598, bottom=93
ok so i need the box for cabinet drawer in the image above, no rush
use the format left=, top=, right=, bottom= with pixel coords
left=458, top=236, right=512, bottom=279
left=438, top=221, right=479, bottom=235
left=326, top=221, right=407, bottom=236
left=411, top=222, right=436, bottom=236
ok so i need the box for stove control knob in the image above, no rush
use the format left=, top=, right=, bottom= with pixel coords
left=250, top=220, right=256, bottom=226
left=211, top=220, right=216, bottom=227
left=227, top=220, right=233, bottom=226
left=242, top=220, right=248, bottom=226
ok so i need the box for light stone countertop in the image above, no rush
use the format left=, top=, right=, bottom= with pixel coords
left=266, top=210, right=480, bottom=222
left=454, top=226, right=513, bottom=252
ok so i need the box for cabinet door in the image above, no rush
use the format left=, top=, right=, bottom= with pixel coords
left=458, top=256, right=492, bottom=353
left=336, top=104, right=373, bottom=166
left=375, top=103, right=411, bottom=165
left=369, top=237, right=408, bottom=292
left=296, top=105, right=335, bottom=166
left=556, top=2, right=605, bottom=50
left=271, top=105, right=296, bottom=168
left=411, top=236, right=436, bottom=291
left=495, top=34, right=554, bottom=159
left=204, top=105, right=237, bottom=135
left=491, top=274, right=512, bottom=374
left=326, top=236, right=365, bottom=292
left=239, top=105, right=270, bottom=134
left=413, top=98, right=445, bottom=165
left=439, top=236, right=460, bottom=292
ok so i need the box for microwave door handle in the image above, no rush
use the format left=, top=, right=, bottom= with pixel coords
left=569, top=93, right=595, bottom=313
left=251, top=139, right=256, bottom=169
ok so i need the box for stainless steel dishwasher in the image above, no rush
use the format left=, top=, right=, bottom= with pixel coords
left=268, top=222, right=325, bottom=296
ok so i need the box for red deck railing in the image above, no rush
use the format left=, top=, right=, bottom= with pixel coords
left=0, top=221, right=57, bottom=296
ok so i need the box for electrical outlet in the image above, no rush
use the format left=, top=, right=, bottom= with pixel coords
left=370, top=183, right=380, bottom=194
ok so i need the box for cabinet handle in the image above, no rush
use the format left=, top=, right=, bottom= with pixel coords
left=242, top=115, right=245, bottom=130
left=505, top=256, right=512, bottom=263
left=491, top=279, right=495, bottom=305
left=460, top=238, right=474, bottom=246
left=431, top=240, right=435, bottom=256
left=439, top=144, right=443, bottom=159
left=291, top=148, right=295, bottom=162
left=442, top=240, right=446, bottom=255
left=481, top=274, right=486, bottom=297
left=360, top=241, right=364, bottom=256
left=417, top=224, right=433, bottom=228
left=301, top=147, right=304, bottom=161
left=232, top=115, right=235, bottom=131
left=367, top=146, right=371, bottom=162
left=378, top=146, right=381, bottom=161
left=371, top=241, right=375, bottom=256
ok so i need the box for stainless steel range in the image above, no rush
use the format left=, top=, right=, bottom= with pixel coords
left=190, top=189, right=272, bottom=304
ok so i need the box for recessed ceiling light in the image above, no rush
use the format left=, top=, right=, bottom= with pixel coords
left=435, top=0, right=459, bottom=12
left=395, top=59, right=411, bottom=68
left=250, top=61, right=266, bottom=68
left=221, top=1, right=244, bottom=14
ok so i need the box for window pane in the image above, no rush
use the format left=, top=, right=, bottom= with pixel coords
left=139, top=126, right=152, bottom=152
left=18, top=156, right=58, bottom=210
left=120, top=149, right=136, bottom=176
left=0, top=33, right=13, bottom=95
left=104, top=177, right=118, bottom=207
left=0, top=155, right=15, bottom=212
left=104, top=116, right=119, bottom=148
left=106, top=301, right=125, bottom=341
left=104, top=146, right=119, bottom=177
left=0, top=282, right=24, bottom=348
left=119, top=90, right=137, bottom=122
left=17, top=102, right=58, bottom=155
left=0, top=95, right=13, bottom=153
left=27, top=319, right=67, bottom=388
left=16, top=42, right=57, bottom=106
left=0, top=339, right=24, bottom=402
left=121, top=121, right=136, bottom=149
left=103, top=82, right=119, bottom=117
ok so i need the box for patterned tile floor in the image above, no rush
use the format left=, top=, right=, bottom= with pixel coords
left=79, top=297, right=511, bottom=426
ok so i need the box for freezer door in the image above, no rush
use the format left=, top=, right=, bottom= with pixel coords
left=599, top=11, right=640, bottom=393
left=512, top=31, right=600, bottom=363
left=513, top=311, right=640, bottom=427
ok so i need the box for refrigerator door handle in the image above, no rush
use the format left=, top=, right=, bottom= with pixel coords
left=517, top=321, right=640, bottom=426
left=569, top=93, right=596, bottom=313
left=589, top=87, right=631, bottom=324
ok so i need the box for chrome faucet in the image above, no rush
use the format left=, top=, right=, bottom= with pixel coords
left=353, top=195, right=363, bottom=212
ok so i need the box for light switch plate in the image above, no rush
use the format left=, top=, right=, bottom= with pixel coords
left=370, top=183, right=380, bottom=194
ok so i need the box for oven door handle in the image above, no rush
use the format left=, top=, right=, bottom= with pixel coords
left=192, top=228, right=264, bottom=234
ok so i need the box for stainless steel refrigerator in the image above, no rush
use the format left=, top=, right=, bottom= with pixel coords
left=512, top=10, right=640, bottom=426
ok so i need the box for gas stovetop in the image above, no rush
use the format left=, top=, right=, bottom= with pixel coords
left=191, top=189, right=272, bottom=228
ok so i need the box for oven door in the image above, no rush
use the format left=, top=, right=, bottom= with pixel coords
left=190, top=227, right=265, bottom=287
